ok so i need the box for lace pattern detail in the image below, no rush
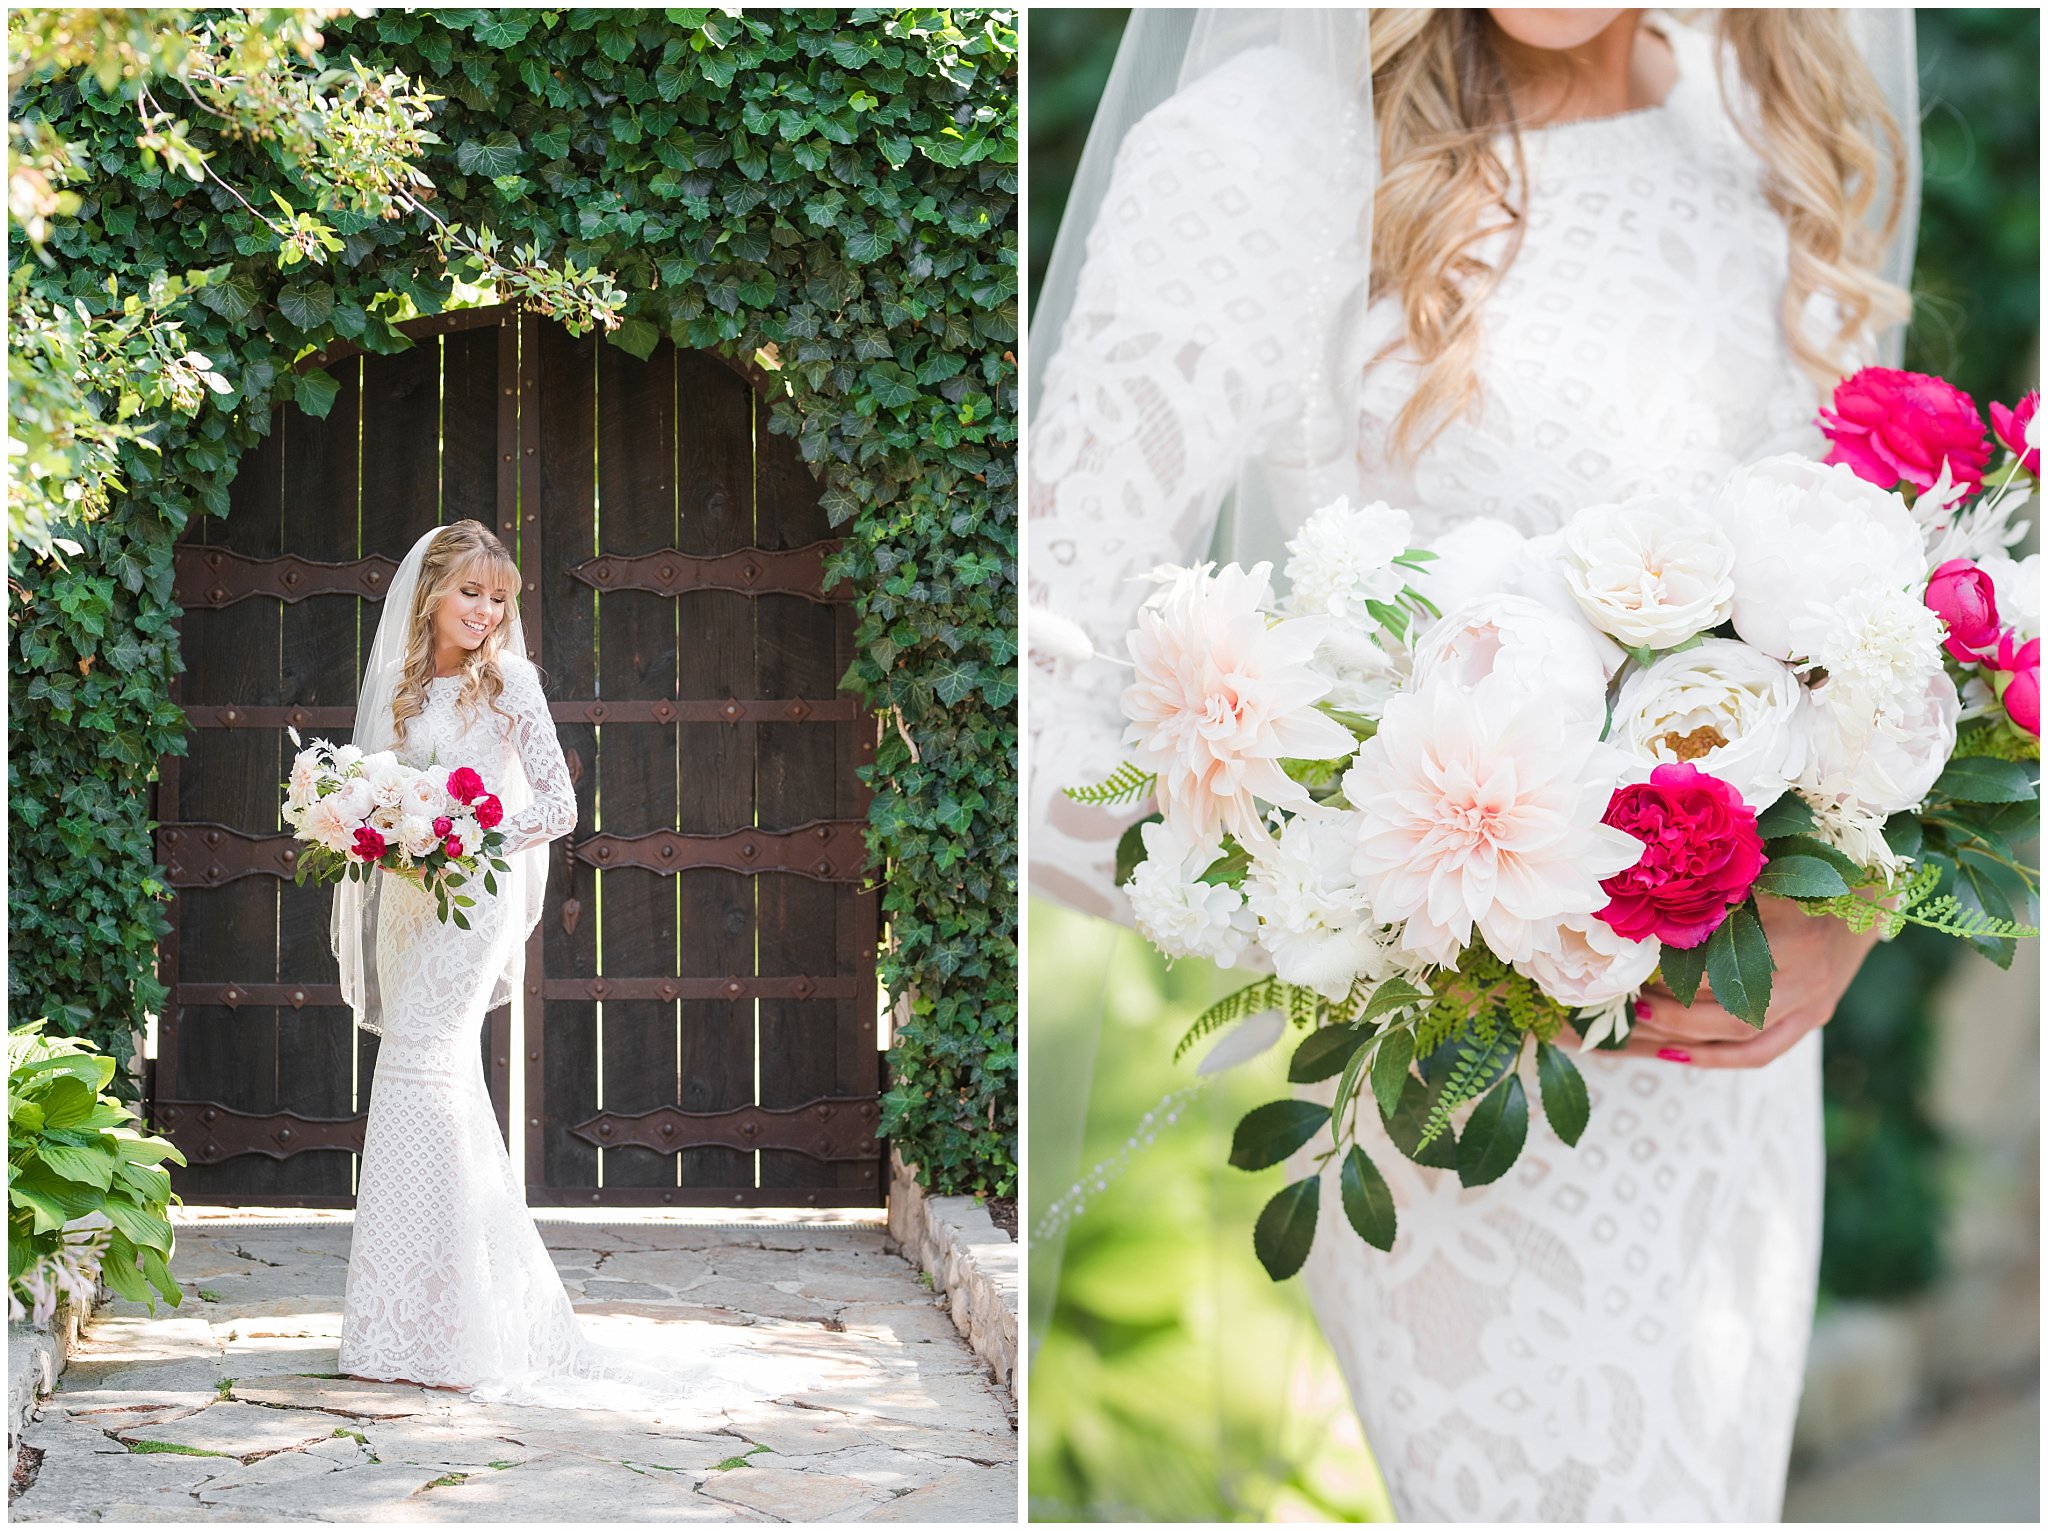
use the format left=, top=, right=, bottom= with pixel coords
left=1032, top=17, right=1833, bottom=1520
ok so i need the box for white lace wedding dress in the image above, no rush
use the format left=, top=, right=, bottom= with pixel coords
left=1029, top=19, right=1838, bottom=1522
left=338, top=657, right=755, bottom=1412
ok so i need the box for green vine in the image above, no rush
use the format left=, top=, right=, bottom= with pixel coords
left=8, top=9, right=1018, bottom=1195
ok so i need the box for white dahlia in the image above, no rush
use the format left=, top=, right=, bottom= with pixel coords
left=1343, top=681, right=1642, bottom=967
left=1123, top=561, right=1356, bottom=843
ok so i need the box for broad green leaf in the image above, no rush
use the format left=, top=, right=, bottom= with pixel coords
left=293, top=368, right=341, bottom=420
left=1882, top=813, right=1925, bottom=861
left=1288, top=1024, right=1367, bottom=1084
left=1252, top=1175, right=1320, bottom=1281
left=1658, top=941, right=1708, bottom=1006
left=1113, top=814, right=1160, bottom=889
left=612, top=317, right=660, bottom=360
left=1753, top=793, right=1818, bottom=838
left=1933, top=756, right=2038, bottom=804
left=454, top=131, right=527, bottom=178
left=1357, top=976, right=1429, bottom=1029
left=1535, top=1041, right=1589, bottom=1147
left=33, top=1140, right=116, bottom=1191
left=1752, top=855, right=1851, bottom=899
left=101, top=1197, right=175, bottom=1253
left=1384, top=1072, right=1457, bottom=1169
left=1456, top=1074, right=1528, bottom=1188
left=1369, top=1028, right=1413, bottom=1121
left=1339, top=1146, right=1396, bottom=1252
left=276, top=283, right=336, bottom=331
left=1704, top=901, right=1773, bottom=1027
left=1228, top=1100, right=1330, bottom=1172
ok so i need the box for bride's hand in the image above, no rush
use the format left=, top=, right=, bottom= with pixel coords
left=1615, top=896, right=1881, bottom=1069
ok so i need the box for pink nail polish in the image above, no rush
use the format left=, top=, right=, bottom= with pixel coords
left=1657, top=1047, right=1691, bottom=1064
left=1634, top=998, right=1653, bottom=1021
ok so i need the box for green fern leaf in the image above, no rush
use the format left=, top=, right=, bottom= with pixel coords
left=1062, top=761, right=1157, bottom=808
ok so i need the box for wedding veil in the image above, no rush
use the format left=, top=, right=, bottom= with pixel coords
left=331, top=525, right=547, bottom=1036
left=1024, top=4, right=1926, bottom=1383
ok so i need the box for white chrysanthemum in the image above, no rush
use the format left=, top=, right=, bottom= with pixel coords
left=1408, top=593, right=1610, bottom=727
left=1281, top=497, right=1414, bottom=622
left=399, top=815, right=442, bottom=859
left=445, top=810, right=483, bottom=853
left=1980, top=551, right=2040, bottom=642
left=1517, top=911, right=1660, bottom=1011
left=1123, top=561, right=1357, bottom=843
left=1802, top=666, right=1959, bottom=822
left=1561, top=493, right=1737, bottom=650
left=1715, top=454, right=1926, bottom=661
left=1244, top=812, right=1400, bottom=1002
left=332, top=743, right=365, bottom=772
left=1791, top=587, right=1947, bottom=752
left=1127, top=819, right=1256, bottom=968
left=1343, top=680, right=1642, bottom=967
left=1610, top=639, right=1808, bottom=811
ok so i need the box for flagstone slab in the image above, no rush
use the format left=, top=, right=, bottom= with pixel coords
left=116, top=1400, right=363, bottom=1460
left=488, top=1422, right=743, bottom=1471
left=192, top=1443, right=347, bottom=1500
left=698, top=1466, right=890, bottom=1521
left=228, top=1373, right=431, bottom=1418
left=196, top=1460, right=451, bottom=1521
left=835, top=1301, right=974, bottom=1348
left=356, top=1416, right=551, bottom=1467
left=792, top=1370, right=1014, bottom=1432
left=856, top=1464, right=1016, bottom=1522
left=10, top=1445, right=235, bottom=1522
left=380, top=1459, right=740, bottom=1522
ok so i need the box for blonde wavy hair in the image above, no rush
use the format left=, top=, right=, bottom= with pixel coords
left=1367, top=7, right=1912, bottom=464
left=391, top=520, right=522, bottom=747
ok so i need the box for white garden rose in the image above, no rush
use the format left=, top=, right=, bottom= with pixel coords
left=1802, top=665, right=1960, bottom=820
left=1516, top=911, right=1660, bottom=1010
left=1713, top=454, right=1926, bottom=661
left=1408, top=593, right=1610, bottom=726
left=401, top=772, right=444, bottom=819
left=369, top=804, right=403, bottom=835
left=364, top=756, right=409, bottom=809
left=1126, top=819, right=1256, bottom=968
left=1561, top=493, right=1737, bottom=650
left=1244, top=812, right=1398, bottom=1002
left=1610, top=639, right=1808, bottom=810
left=399, top=816, right=441, bottom=859
left=329, top=779, right=375, bottom=825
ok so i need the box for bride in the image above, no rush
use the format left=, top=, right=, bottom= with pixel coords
left=1029, top=8, right=1920, bottom=1520
left=332, top=520, right=685, bottom=1406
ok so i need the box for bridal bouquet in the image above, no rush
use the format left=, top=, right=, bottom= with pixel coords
left=281, top=730, right=512, bottom=929
left=1060, top=368, right=2040, bottom=1279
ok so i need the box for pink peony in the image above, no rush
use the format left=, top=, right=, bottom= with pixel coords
left=1989, top=391, right=2039, bottom=475
left=432, top=815, right=453, bottom=838
left=1819, top=366, right=1991, bottom=494
left=1924, top=558, right=2001, bottom=663
left=351, top=826, right=387, bottom=862
left=442, top=833, right=466, bottom=859
left=1991, top=633, right=2041, bottom=737
left=1595, top=763, right=1766, bottom=950
left=446, top=766, right=485, bottom=804
left=473, top=793, right=504, bottom=830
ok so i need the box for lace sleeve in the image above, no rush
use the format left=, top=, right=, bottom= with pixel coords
left=494, top=656, right=576, bottom=854
left=1028, top=47, right=1372, bottom=921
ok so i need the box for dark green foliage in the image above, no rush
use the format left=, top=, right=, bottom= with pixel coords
left=1227, top=1100, right=1328, bottom=1172
left=9, top=9, right=1017, bottom=1195
left=1338, top=1146, right=1395, bottom=1252
left=1251, top=1174, right=1319, bottom=1281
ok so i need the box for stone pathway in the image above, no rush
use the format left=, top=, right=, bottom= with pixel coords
left=10, top=1211, right=1015, bottom=1523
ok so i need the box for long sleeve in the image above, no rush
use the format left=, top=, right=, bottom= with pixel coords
left=494, top=655, right=576, bottom=854
left=1027, top=45, right=1373, bottom=921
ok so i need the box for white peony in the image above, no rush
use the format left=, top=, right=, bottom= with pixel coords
left=1714, top=454, right=1926, bottom=661
left=1516, top=911, right=1660, bottom=1010
left=1610, top=639, right=1808, bottom=811
left=1123, top=561, right=1357, bottom=844
left=1281, top=496, right=1415, bottom=623
left=399, top=815, right=442, bottom=859
left=1979, top=551, right=2040, bottom=641
left=1244, top=812, right=1400, bottom=1002
left=1802, top=665, right=1959, bottom=821
left=1561, top=493, right=1737, bottom=650
left=1416, top=517, right=1527, bottom=614
left=1343, top=679, right=1642, bottom=968
left=328, top=778, right=375, bottom=826
left=1127, top=819, right=1256, bottom=968
left=364, top=756, right=410, bottom=810
left=1408, top=593, right=1611, bottom=727
left=401, top=772, right=445, bottom=819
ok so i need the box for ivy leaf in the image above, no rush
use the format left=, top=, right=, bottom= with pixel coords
left=292, top=369, right=342, bottom=420
left=1228, top=1100, right=1330, bottom=1172
left=611, top=317, right=660, bottom=360
left=276, top=282, right=335, bottom=331
left=1535, top=1041, right=1590, bottom=1147
left=1703, top=901, right=1773, bottom=1027
left=1252, top=1175, right=1320, bottom=1281
left=197, top=271, right=260, bottom=323
left=1456, top=1074, right=1528, bottom=1188
left=1339, top=1146, right=1396, bottom=1252
left=455, top=131, right=527, bottom=178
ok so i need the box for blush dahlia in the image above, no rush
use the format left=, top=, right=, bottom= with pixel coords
left=1595, top=763, right=1766, bottom=950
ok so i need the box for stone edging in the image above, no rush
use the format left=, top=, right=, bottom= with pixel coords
left=8, top=1287, right=97, bottom=1460
left=887, top=1148, right=1018, bottom=1401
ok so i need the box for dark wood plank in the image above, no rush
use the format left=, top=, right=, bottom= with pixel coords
left=175, top=419, right=287, bottom=1201
left=443, top=326, right=499, bottom=528
left=273, top=359, right=364, bottom=1197
left=595, top=343, right=682, bottom=1191
left=354, top=340, right=450, bottom=1125
left=536, top=319, right=602, bottom=1192
left=674, top=351, right=759, bottom=1192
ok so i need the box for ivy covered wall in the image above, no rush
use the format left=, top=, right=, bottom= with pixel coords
left=9, top=8, right=1019, bottom=1195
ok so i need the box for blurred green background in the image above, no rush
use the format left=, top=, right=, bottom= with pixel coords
left=1026, top=8, right=2039, bottom=1522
